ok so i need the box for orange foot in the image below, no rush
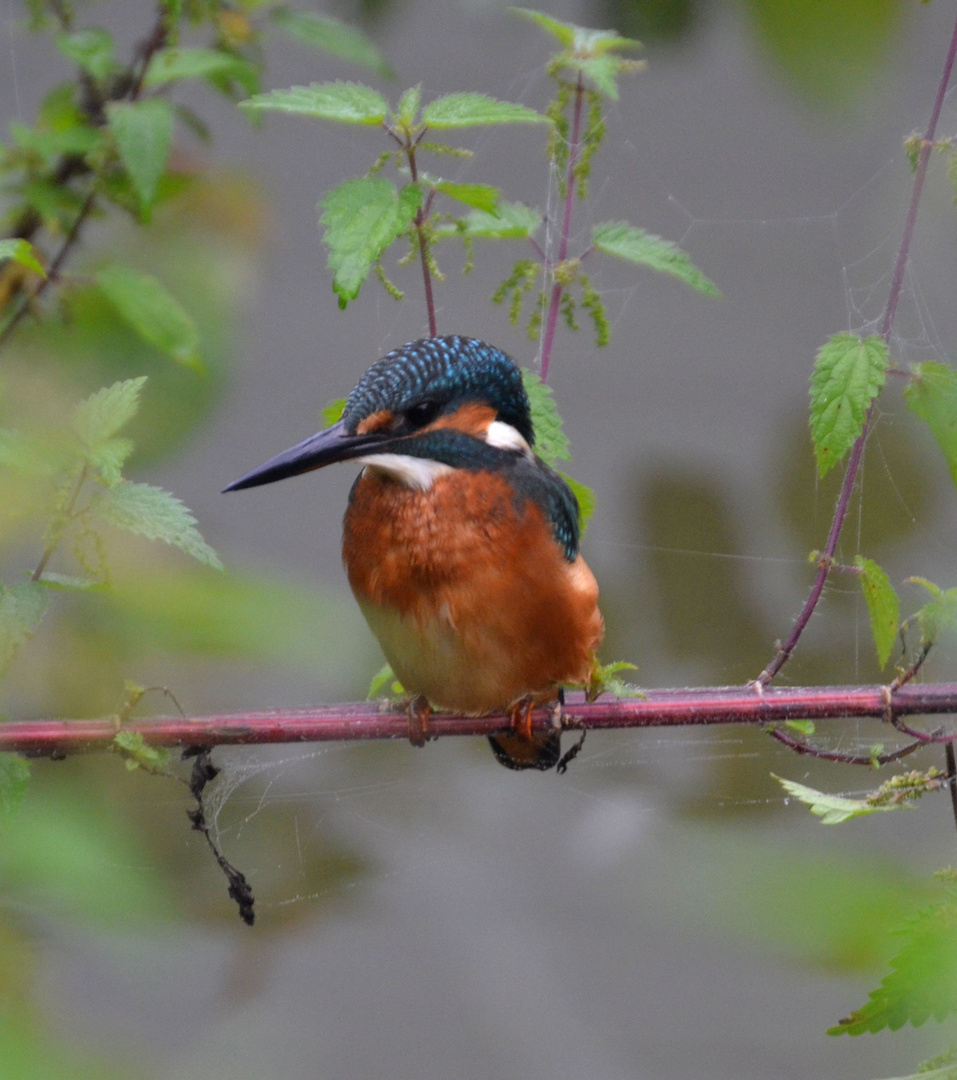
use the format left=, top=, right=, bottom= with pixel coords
left=407, top=693, right=431, bottom=748
left=508, top=695, right=534, bottom=741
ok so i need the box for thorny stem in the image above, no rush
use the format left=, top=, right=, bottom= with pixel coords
left=946, top=742, right=957, bottom=837
left=31, top=464, right=89, bottom=583
left=403, top=141, right=438, bottom=337
left=539, top=73, right=585, bottom=383
left=767, top=726, right=928, bottom=767
left=757, top=10, right=957, bottom=686
left=0, top=190, right=97, bottom=350
left=0, top=7, right=169, bottom=349
left=3, top=683, right=957, bottom=757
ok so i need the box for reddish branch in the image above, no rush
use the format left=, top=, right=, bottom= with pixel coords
left=758, top=7, right=957, bottom=685
left=3, top=683, right=956, bottom=757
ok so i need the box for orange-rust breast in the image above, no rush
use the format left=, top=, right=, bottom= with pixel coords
left=342, top=467, right=603, bottom=713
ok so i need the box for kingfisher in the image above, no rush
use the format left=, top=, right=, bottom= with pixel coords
left=223, top=335, right=603, bottom=770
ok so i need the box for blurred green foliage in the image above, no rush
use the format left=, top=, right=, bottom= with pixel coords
left=0, top=1, right=386, bottom=1071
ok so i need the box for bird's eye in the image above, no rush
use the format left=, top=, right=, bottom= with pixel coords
left=405, top=400, right=440, bottom=428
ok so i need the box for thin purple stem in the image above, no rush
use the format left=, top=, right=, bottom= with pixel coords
left=540, top=75, right=585, bottom=383
left=4, top=683, right=956, bottom=757
left=405, top=143, right=437, bottom=336
left=759, top=12, right=957, bottom=685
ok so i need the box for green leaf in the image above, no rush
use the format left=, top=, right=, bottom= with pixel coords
left=143, top=48, right=258, bottom=94
left=0, top=582, right=48, bottom=674
left=783, top=719, right=816, bottom=736
left=432, top=180, right=499, bottom=213
left=456, top=200, right=542, bottom=239
left=321, top=398, right=347, bottom=427
left=808, top=333, right=888, bottom=478
left=240, top=81, right=388, bottom=124
left=513, top=9, right=641, bottom=55
left=106, top=99, right=175, bottom=213
left=562, top=472, right=596, bottom=533
left=0, top=754, right=30, bottom=818
left=855, top=556, right=900, bottom=668
left=0, top=239, right=45, bottom=278
left=319, top=179, right=422, bottom=307
left=56, top=27, right=116, bottom=82
left=523, top=371, right=570, bottom=465
left=512, top=10, right=643, bottom=99
left=113, top=730, right=171, bottom=773
left=95, top=481, right=223, bottom=569
left=592, top=221, right=720, bottom=297
left=908, top=579, right=957, bottom=648
left=36, top=573, right=104, bottom=591
left=512, top=8, right=577, bottom=46
left=95, top=265, right=202, bottom=369
left=422, top=93, right=547, bottom=129
left=904, top=362, right=957, bottom=488
left=269, top=10, right=392, bottom=78
left=775, top=774, right=900, bottom=825
left=829, top=895, right=957, bottom=1034
left=72, top=377, right=147, bottom=448
left=586, top=659, right=639, bottom=699
left=367, top=663, right=404, bottom=699
left=396, top=85, right=422, bottom=128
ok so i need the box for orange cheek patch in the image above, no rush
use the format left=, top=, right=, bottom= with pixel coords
left=356, top=410, right=395, bottom=435
left=429, top=402, right=497, bottom=438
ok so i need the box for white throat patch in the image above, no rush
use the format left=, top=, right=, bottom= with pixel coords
left=359, top=453, right=454, bottom=491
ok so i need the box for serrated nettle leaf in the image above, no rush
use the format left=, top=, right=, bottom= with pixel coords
left=808, top=333, right=888, bottom=478
left=113, top=730, right=171, bottom=772
left=828, top=896, right=957, bottom=1035
left=783, top=719, right=816, bottom=736
left=592, top=221, right=720, bottom=297
left=0, top=238, right=45, bottom=277
left=36, top=573, right=104, bottom=591
left=0, top=753, right=30, bottom=817
left=512, top=8, right=578, bottom=46
left=72, top=376, right=147, bottom=448
left=56, top=27, right=116, bottom=82
left=106, top=99, right=174, bottom=211
left=563, top=472, right=596, bottom=532
left=95, top=266, right=202, bottom=369
left=396, top=85, right=422, bottom=128
left=904, top=362, right=957, bottom=488
left=89, top=436, right=135, bottom=486
left=98, top=488, right=224, bottom=570
left=855, top=555, right=900, bottom=668
left=319, top=179, right=422, bottom=306
left=11, top=118, right=101, bottom=160
left=321, top=397, right=347, bottom=427
left=431, top=180, right=500, bottom=213
left=0, top=581, right=48, bottom=673
left=774, top=774, right=898, bottom=825
left=143, top=48, right=258, bottom=93
left=95, top=481, right=223, bottom=569
left=914, top=587, right=957, bottom=647
left=367, top=662, right=405, bottom=699
left=269, top=9, right=392, bottom=77
left=523, top=371, right=571, bottom=464
left=513, top=10, right=642, bottom=55
left=422, top=93, right=547, bottom=129
left=241, top=81, right=388, bottom=124
left=459, top=200, right=542, bottom=239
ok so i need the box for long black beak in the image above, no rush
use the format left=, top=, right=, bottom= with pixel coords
left=222, top=419, right=387, bottom=492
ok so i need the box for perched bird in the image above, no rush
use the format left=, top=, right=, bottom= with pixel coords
left=224, top=336, right=603, bottom=769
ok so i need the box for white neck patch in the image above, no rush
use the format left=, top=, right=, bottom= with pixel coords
left=359, top=453, right=454, bottom=491
left=485, top=420, right=532, bottom=457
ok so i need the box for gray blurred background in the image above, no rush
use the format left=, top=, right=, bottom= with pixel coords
left=4, top=0, right=957, bottom=1077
